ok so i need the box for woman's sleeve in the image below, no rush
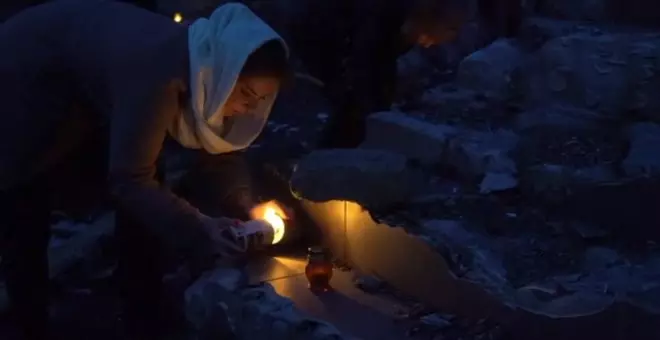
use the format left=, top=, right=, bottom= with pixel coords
left=107, top=78, right=210, bottom=255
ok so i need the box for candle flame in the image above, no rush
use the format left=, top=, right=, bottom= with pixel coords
left=264, top=207, right=285, bottom=244
left=173, top=12, right=183, bottom=23
left=250, top=200, right=287, bottom=244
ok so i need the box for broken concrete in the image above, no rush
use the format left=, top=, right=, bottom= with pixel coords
left=361, top=111, right=519, bottom=184
left=520, top=163, right=617, bottom=198
left=534, top=0, right=660, bottom=27
left=290, top=149, right=425, bottom=208
left=185, top=267, right=353, bottom=340
left=361, top=111, right=458, bottom=165
left=447, top=129, right=519, bottom=179
left=514, top=105, right=606, bottom=131
left=300, top=200, right=660, bottom=340
left=49, top=214, right=115, bottom=281
left=517, top=17, right=600, bottom=49
left=622, top=122, right=660, bottom=177
left=457, top=38, right=525, bottom=99
left=516, top=32, right=660, bottom=121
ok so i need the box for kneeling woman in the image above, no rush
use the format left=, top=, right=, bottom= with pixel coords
left=0, top=1, right=289, bottom=338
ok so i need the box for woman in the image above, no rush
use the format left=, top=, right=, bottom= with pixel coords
left=0, top=1, right=289, bottom=338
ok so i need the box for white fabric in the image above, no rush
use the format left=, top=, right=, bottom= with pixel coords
left=169, top=3, right=289, bottom=154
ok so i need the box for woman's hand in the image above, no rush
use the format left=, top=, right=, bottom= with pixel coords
left=188, top=216, right=246, bottom=277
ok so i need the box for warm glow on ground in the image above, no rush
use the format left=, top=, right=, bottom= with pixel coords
left=251, top=201, right=287, bottom=244
left=173, top=12, right=183, bottom=23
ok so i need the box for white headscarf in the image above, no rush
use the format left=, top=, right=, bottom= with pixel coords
left=169, top=3, right=289, bottom=154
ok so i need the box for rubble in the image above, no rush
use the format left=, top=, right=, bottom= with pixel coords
left=416, top=219, right=660, bottom=319
left=479, top=172, right=518, bottom=193
left=49, top=214, right=115, bottom=281
left=515, top=32, right=660, bottom=121
left=514, top=105, right=606, bottom=131
left=520, top=163, right=617, bottom=198
left=534, top=0, right=660, bottom=27
left=517, top=17, right=598, bottom=49
left=361, top=111, right=458, bottom=165
left=622, top=122, right=660, bottom=176
left=290, top=149, right=425, bottom=208
left=353, top=275, right=385, bottom=293
left=185, top=267, right=353, bottom=340
left=416, top=85, right=511, bottom=130
left=447, top=129, right=519, bottom=179
left=457, top=38, right=524, bottom=99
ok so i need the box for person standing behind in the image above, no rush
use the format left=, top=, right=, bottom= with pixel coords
left=253, top=0, right=468, bottom=148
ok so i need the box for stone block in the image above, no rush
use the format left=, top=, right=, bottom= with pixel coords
left=514, top=105, right=605, bottom=131
left=516, top=32, right=660, bottom=122
left=185, top=267, right=352, bottom=339
left=291, top=149, right=425, bottom=207
left=48, top=214, right=115, bottom=281
left=361, top=111, right=457, bottom=165
left=456, top=38, right=525, bottom=99
left=447, top=129, right=519, bottom=178
left=517, top=17, right=597, bottom=49
left=622, top=122, right=660, bottom=177
left=534, top=0, right=660, bottom=27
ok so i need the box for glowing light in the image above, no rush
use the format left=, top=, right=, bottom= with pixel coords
left=251, top=201, right=288, bottom=245
left=173, top=12, right=183, bottom=23
left=264, top=207, right=285, bottom=244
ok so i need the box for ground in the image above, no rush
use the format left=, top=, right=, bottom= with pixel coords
left=3, top=0, right=660, bottom=339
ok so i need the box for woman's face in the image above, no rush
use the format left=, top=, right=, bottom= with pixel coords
left=224, top=76, right=281, bottom=116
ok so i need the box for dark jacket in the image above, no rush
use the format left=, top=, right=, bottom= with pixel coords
left=257, top=0, right=412, bottom=115
left=0, top=0, right=209, bottom=253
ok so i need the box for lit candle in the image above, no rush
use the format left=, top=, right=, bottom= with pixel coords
left=249, top=200, right=288, bottom=245
left=173, top=12, right=183, bottom=23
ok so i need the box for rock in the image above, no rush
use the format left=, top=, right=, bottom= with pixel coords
left=361, top=111, right=458, bottom=165
left=422, top=220, right=508, bottom=294
left=185, top=268, right=246, bottom=331
left=570, top=221, right=610, bottom=239
left=479, top=172, right=518, bottom=193
left=415, top=86, right=510, bottom=130
left=185, top=268, right=353, bottom=339
left=291, top=149, right=425, bottom=207
left=457, top=38, right=525, bottom=99
left=396, top=48, right=435, bottom=103
left=514, top=105, right=605, bottom=131
left=521, top=164, right=617, bottom=196
left=535, top=0, right=660, bottom=27
left=583, top=247, right=621, bottom=270
left=447, top=129, right=519, bottom=179
left=622, top=123, right=660, bottom=177
left=518, top=17, right=598, bottom=49
left=353, top=275, right=384, bottom=293
left=419, top=313, right=452, bottom=329
left=48, top=214, right=115, bottom=281
left=516, top=32, right=660, bottom=122
left=419, top=85, right=478, bottom=111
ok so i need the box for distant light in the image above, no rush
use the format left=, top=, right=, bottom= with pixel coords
left=173, top=12, right=183, bottom=23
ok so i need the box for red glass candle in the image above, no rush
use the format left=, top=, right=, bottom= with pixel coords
left=305, top=246, right=333, bottom=293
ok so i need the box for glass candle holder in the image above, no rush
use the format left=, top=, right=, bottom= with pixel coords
left=305, top=246, right=333, bottom=293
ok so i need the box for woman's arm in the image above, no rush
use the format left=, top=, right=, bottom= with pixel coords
left=108, top=76, right=211, bottom=256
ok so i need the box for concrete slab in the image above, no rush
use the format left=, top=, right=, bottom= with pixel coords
left=299, top=200, right=660, bottom=340
left=246, top=255, right=412, bottom=340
